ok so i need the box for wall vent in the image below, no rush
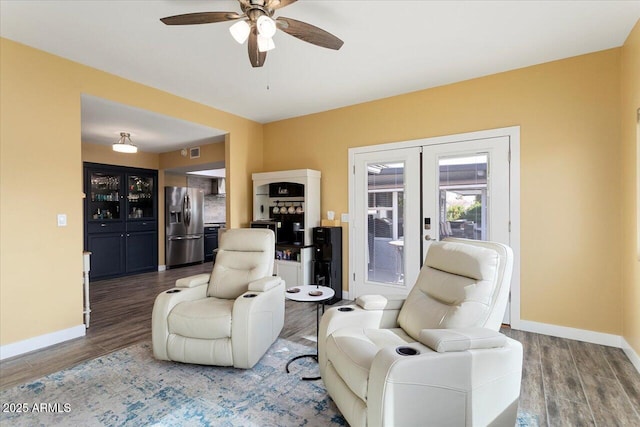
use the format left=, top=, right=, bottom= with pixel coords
left=190, top=147, right=201, bottom=159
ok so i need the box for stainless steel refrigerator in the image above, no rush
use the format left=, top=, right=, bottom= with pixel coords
left=165, top=186, right=204, bottom=268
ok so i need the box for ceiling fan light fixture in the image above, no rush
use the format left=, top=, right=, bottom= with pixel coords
left=256, top=15, right=277, bottom=38
left=112, top=132, right=138, bottom=154
left=160, top=1, right=344, bottom=68
left=257, top=34, right=275, bottom=52
left=229, top=20, right=250, bottom=44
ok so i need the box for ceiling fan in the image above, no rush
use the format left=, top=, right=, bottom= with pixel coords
left=160, top=0, right=344, bottom=68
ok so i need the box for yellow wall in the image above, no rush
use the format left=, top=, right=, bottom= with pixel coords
left=82, top=141, right=160, bottom=170
left=621, top=21, right=640, bottom=355
left=224, top=128, right=264, bottom=228
left=0, top=38, right=262, bottom=346
left=164, top=173, right=187, bottom=188
left=1, top=39, right=83, bottom=344
left=264, top=48, right=624, bottom=336
left=158, top=142, right=225, bottom=171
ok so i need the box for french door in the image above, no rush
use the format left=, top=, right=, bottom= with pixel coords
left=350, top=132, right=514, bottom=321
left=352, top=147, right=423, bottom=296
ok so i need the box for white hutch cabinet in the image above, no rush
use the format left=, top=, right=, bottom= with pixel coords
left=252, top=169, right=321, bottom=287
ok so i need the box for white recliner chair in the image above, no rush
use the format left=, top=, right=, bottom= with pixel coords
left=152, top=228, right=284, bottom=368
left=319, top=238, right=523, bottom=427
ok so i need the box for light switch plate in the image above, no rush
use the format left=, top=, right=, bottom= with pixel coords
left=57, top=214, right=67, bottom=227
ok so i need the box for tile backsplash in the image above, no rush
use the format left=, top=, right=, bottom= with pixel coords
left=204, top=195, right=226, bottom=223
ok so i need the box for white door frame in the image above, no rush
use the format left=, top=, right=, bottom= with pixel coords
left=348, top=126, right=521, bottom=328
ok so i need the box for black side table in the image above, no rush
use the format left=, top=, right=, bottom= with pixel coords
left=285, top=284, right=336, bottom=381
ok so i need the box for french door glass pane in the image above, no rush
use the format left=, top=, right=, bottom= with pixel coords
left=438, top=154, right=488, bottom=241
left=367, top=162, right=405, bottom=285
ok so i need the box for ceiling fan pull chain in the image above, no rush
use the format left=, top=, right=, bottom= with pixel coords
left=266, top=62, right=271, bottom=90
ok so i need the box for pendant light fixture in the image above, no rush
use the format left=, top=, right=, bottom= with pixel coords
left=112, top=132, right=137, bottom=153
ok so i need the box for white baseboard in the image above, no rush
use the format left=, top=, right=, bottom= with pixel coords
left=158, top=265, right=166, bottom=272
left=340, top=290, right=352, bottom=301
left=0, top=325, right=86, bottom=360
left=519, top=321, right=640, bottom=374
left=621, top=337, right=640, bottom=373
left=516, top=319, right=623, bottom=347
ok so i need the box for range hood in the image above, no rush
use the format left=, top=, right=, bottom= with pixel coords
left=185, top=169, right=226, bottom=196
left=212, top=178, right=226, bottom=196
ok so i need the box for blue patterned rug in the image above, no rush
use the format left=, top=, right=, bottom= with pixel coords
left=0, top=339, right=346, bottom=426
left=1, top=339, right=539, bottom=426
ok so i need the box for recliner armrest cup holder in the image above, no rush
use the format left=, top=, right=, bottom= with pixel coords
left=243, top=293, right=257, bottom=298
left=338, top=307, right=354, bottom=312
left=166, top=289, right=181, bottom=294
left=396, top=346, right=419, bottom=356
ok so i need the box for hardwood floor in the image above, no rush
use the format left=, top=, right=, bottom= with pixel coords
left=503, top=329, right=640, bottom=426
left=0, top=262, right=214, bottom=389
left=1, top=263, right=639, bottom=426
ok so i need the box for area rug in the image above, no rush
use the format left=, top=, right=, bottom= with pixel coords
left=0, top=339, right=346, bottom=426
left=1, top=339, right=539, bottom=427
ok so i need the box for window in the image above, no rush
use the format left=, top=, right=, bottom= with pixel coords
left=438, top=154, right=489, bottom=241
left=367, top=163, right=405, bottom=284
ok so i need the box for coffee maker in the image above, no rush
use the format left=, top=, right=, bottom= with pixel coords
left=312, top=226, right=342, bottom=304
left=292, top=222, right=304, bottom=245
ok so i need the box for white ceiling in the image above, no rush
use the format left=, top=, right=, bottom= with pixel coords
left=81, top=94, right=226, bottom=153
left=2, top=0, right=639, bottom=147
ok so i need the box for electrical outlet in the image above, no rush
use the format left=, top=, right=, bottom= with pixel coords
left=57, top=214, right=67, bottom=227
left=341, top=213, right=349, bottom=223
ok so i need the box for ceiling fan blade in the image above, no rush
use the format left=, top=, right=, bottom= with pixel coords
left=160, top=12, right=241, bottom=26
left=248, top=28, right=267, bottom=67
left=276, top=17, right=343, bottom=50
left=267, top=0, right=297, bottom=10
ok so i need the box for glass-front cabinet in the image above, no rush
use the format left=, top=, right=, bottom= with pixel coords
left=89, top=172, right=122, bottom=220
left=127, top=174, right=154, bottom=219
left=84, top=163, right=158, bottom=280
left=88, top=170, right=156, bottom=222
